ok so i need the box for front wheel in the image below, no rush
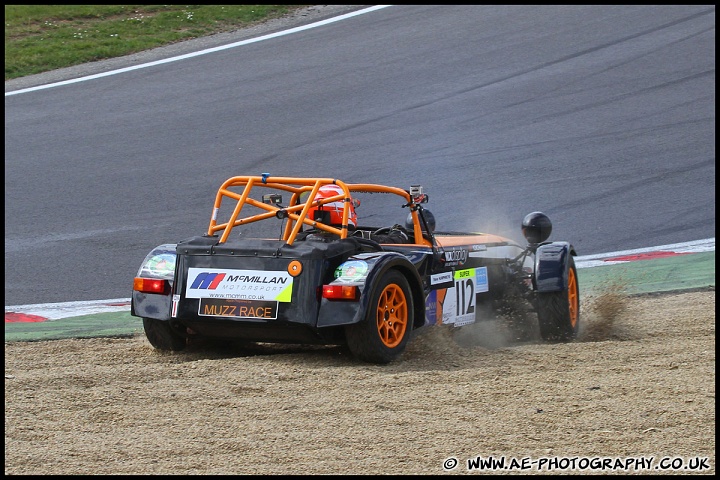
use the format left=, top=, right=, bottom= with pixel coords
left=142, top=318, right=187, bottom=351
left=536, top=256, right=580, bottom=341
left=345, top=270, right=413, bottom=364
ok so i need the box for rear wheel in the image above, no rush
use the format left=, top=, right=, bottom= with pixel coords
left=345, top=270, right=413, bottom=364
left=537, top=256, right=580, bottom=341
left=142, top=318, right=187, bottom=351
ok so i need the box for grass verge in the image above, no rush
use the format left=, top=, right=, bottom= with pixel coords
left=5, top=5, right=306, bottom=80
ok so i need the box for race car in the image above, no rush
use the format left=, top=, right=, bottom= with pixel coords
left=131, top=174, right=579, bottom=364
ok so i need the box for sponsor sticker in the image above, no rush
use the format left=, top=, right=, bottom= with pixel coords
left=198, top=298, right=278, bottom=319
left=443, top=248, right=468, bottom=267
left=334, top=260, right=369, bottom=283
left=475, top=266, right=489, bottom=293
left=424, top=290, right=439, bottom=325
left=186, top=268, right=293, bottom=301
left=171, top=294, right=180, bottom=318
left=431, top=271, right=453, bottom=286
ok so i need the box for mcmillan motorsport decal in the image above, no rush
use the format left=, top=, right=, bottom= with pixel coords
left=185, top=268, right=293, bottom=301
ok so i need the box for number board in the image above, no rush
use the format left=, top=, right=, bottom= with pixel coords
left=442, top=267, right=489, bottom=326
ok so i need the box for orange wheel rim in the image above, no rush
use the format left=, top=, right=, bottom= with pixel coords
left=568, top=267, right=579, bottom=328
left=376, top=284, right=408, bottom=348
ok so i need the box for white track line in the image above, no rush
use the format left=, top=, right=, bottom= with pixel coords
left=5, top=6, right=392, bottom=97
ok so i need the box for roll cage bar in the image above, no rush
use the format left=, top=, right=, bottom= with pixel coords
left=207, top=175, right=432, bottom=246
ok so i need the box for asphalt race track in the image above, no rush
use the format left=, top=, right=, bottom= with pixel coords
left=4, top=5, right=715, bottom=306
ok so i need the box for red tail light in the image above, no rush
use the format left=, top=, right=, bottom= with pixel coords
left=322, top=285, right=359, bottom=301
left=133, top=277, right=169, bottom=294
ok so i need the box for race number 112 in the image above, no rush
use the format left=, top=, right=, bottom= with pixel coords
left=454, top=269, right=476, bottom=325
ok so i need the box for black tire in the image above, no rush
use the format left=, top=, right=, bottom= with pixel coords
left=142, top=318, right=187, bottom=351
left=345, top=270, right=413, bottom=364
left=536, top=256, right=580, bottom=341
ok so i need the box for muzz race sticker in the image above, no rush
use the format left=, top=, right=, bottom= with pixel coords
left=442, top=267, right=489, bottom=327
left=199, top=298, right=278, bottom=320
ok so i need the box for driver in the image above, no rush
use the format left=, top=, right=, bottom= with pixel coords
left=306, top=184, right=358, bottom=229
left=303, top=185, right=357, bottom=242
left=305, top=185, right=409, bottom=244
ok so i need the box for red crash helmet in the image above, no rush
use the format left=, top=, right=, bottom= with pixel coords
left=307, top=185, right=358, bottom=228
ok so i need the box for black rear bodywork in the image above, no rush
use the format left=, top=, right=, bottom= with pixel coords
left=133, top=233, right=431, bottom=345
